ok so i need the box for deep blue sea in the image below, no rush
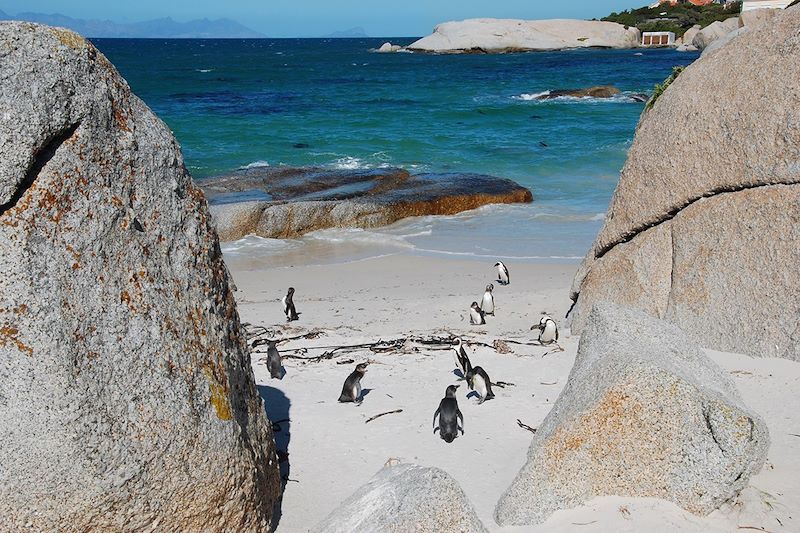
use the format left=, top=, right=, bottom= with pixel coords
left=93, top=38, right=699, bottom=265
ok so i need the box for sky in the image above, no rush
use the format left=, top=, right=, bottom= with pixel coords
left=1, top=1, right=647, bottom=37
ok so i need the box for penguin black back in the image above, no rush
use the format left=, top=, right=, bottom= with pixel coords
left=466, top=366, right=495, bottom=404
left=433, top=385, right=464, bottom=443
left=283, top=287, right=299, bottom=321
left=266, top=340, right=282, bottom=379
left=339, top=362, right=369, bottom=403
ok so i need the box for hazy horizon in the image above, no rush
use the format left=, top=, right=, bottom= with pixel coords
left=1, top=1, right=647, bottom=37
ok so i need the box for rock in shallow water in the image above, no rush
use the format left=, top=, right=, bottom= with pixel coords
left=314, top=463, right=488, bottom=533
left=494, top=303, right=769, bottom=526
left=202, top=166, right=533, bottom=240
left=0, top=22, right=280, bottom=530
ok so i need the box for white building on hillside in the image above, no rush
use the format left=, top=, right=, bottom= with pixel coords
left=642, top=31, right=676, bottom=46
left=742, top=0, right=794, bottom=11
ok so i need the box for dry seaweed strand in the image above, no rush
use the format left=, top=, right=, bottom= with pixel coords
left=365, top=409, right=403, bottom=424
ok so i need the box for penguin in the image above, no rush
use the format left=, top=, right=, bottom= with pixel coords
left=266, top=340, right=282, bottom=379
left=338, top=362, right=369, bottom=403
left=466, top=366, right=495, bottom=404
left=494, top=261, right=510, bottom=285
left=452, top=338, right=472, bottom=378
left=481, top=284, right=495, bottom=315
left=282, top=287, right=299, bottom=322
left=532, top=315, right=559, bottom=344
left=469, top=302, right=486, bottom=325
left=433, top=385, right=464, bottom=443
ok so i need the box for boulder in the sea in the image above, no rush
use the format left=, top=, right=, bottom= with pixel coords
left=569, top=6, right=800, bottom=360
left=494, top=303, right=770, bottom=526
left=676, top=42, right=699, bottom=52
left=701, top=26, right=749, bottom=56
left=408, top=18, right=641, bottom=53
left=0, top=22, right=280, bottom=529
left=692, top=16, right=741, bottom=49
left=202, top=166, right=533, bottom=240
left=377, top=41, right=403, bottom=52
left=682, top=24, right=702, bottom=46
left=534, top=86, right=621, bottom=100
left=314, top=463, right=488, bottom=533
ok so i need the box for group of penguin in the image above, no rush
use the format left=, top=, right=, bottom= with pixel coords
left=265, top=260, right=561, bottom=444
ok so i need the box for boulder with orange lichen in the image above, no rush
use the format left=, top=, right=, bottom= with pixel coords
left=0, top=22, right=280, bottom=531
left=494, top=303, right=769, bottom=526
left=201, top=166, right=533, bottom=240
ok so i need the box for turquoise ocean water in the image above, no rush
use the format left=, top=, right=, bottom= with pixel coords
left=93, top=38, right=698, bottom=264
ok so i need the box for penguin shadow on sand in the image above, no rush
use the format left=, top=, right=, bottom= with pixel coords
left=257, top=385, right=291, bottom=530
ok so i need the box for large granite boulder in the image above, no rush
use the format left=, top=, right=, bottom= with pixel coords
left=682, top=24, right=702, bottom=46
left=570, top=6, right=800, bottom=360
left=408, top=18, right=640, bottom=53
left=202, top=166, right=533, bottom=240
left=0, top=22, right=280, bottom=530
left=495, top=304, right=769, bottom=526
left=691, top=16, right=741, bottom=49
left=314, top=463, right=488, bottom=533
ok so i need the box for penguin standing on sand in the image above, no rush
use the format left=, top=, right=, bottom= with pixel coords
left=470, top=302, right=486, bottom=325
left=282, top=287, right=299, bottom=322
left=452, top=338, right=473, bottom=378
left=433, top=385, right=464, bottom=443
left=466, top=366, right=495, bottom=404
left=532, top=315, right=559, bottom=344
left=481, top=284, right=495, bottom=316
left=494, top=261, right=510, bottom=285
left=338, top=362, right=369, bottom=404
left=266, top=340, right=283, bottom=379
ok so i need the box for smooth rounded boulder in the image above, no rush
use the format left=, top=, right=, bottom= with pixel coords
left=0, top=22, right=280, bottom=530
left=569, top=6, right=800, bottom=360
left=495, top=303, right=769, bottom=526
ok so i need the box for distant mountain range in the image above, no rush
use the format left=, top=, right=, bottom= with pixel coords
left=324, top=26, right=369, bottom=38
left=0, top=10, right=265, bottom=38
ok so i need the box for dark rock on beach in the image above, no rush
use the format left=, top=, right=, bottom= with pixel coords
left=0, top=21, right=280, bottom=530
left=202, top=166, right=533, bottom=240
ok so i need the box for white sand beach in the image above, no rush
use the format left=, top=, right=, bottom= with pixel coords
left=226, top=253, right=800, bottom=532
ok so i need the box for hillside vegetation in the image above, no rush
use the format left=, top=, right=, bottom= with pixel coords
left=601, top=2, right=742, bottom=37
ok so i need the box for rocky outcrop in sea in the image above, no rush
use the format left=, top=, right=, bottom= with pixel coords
left=202, top=166, right=533, bottom=240
left=0, top=21, right=280, bottom=529
left=495, top=303, right=769, bottom=526
left=407, top=18, right=641, bottom=53
left=569, top=5, right=800, bottom=360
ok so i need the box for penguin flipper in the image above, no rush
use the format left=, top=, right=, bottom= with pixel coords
left=457, top=409, right=464, bottom=434
left=432, top=407, right=441, bottom=430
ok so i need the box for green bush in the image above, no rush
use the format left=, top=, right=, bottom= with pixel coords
left=603, top=2, right=742, bottom=37
left=646, top=66, right=685, bottom=112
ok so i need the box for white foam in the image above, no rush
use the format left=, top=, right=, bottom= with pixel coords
left=238, top=160, right=270, bottom=170
left=196, top=68, right=214, bottom=73
left=306, top=228, right=417, bottom=249
left=332, top=156, right=366, bottom=170
left=221, top=234, right=300, bottom=255
left=516, top=91, right=551, bottom=101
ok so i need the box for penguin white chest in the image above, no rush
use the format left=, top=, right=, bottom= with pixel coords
left=482, top=293, right=494, bottom=313
left=472, top=375, right=487, bottom=399
left=540, top=321, right=557, bottom=344
left=453, top=348, right=463, bottom=372
left=470, top=308, right=483, bottom=325
left=281, top=296, right=288, bottom=314
left=498, top=266, right=509, bottom=284
left=354, top=381, right=362, bottom=401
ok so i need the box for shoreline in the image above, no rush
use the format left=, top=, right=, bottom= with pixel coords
left=226, top=252, right=800, bottom=532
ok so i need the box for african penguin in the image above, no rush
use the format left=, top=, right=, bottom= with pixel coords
left=532, top=315, right=559, bottom=344
left=494, top=261, right=510, bottom=285
left=466, top=366, right=495, bottom=404
left=338, top=362, right=369, bottom=403
left=433, top=385, right=464, bottom=443
left=470, top=302, right=486, bottom=325
left=481, top=284, right=495, bottom=315
left=282, top=287, right=299, bottom=322
left=266, top=340, right=283, bottom=379
left=452, top=338, right=472, bottom=378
